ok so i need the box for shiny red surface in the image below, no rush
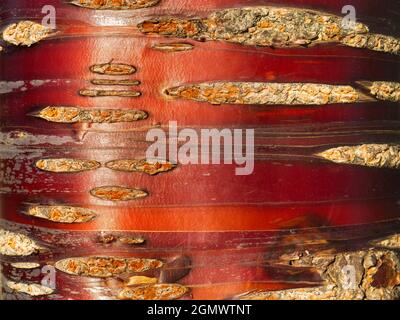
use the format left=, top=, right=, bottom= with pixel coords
left=1, top=0, right=400, bottom=300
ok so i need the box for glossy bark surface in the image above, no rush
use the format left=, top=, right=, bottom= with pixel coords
left=0, top=0, right=399, bottom=300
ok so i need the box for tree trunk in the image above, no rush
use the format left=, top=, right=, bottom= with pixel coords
left=1, top=0, right=399, bottom=300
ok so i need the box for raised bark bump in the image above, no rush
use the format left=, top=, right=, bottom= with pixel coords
left=6, top=281, right=54, bottom=296
left=0, top=229, right=43, bottom=257
left=139, top=7, right=368, bottom=48
left=54, top=256, right=163, bottom=277
left=152, top=43, right=194, bottom=52
left=90, top=79, right=141, bottom=86
left=237, top=249, right=400, bottom=300
left=89, top=62, right=136, bottom=75
left=31, top=106, right=148, bottom=123
left=69, top=0, right=161, bottom=10
left=90, top=186, right=148, bottom=201
left=105, top=159, right=176, bottom=175
left=26, top=205, right=96, bottom=223
left=2, top=21, right=52, bottom=47
left=119, top=237, right=145, bottom=245
left=357, top=81, right=400, bottom=102
left=342, top=33, right=400, bottom=55
left=35, top=158, right=101, bottom=173
left=126, top=276, right=158, bottom=286
left=373, top=234, right=400, bottom=249
left=317, top=144, right=400, bottom=169
left=139, top=6, right=400, bottom=55
left=79, top=89, right=142, bottom=98
left=118, top=283, right=188, bottom=300
left=165, top=82, right=372, bottom=106
left=10, top=262, right=40, bottom=269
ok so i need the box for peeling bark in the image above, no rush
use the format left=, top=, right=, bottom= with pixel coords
left=165, top=82, right=371, bottom=106
left=2, top=21, right=51, bottom=47
left=31, top=106, right=148, bottom=123
left=317, top=144, right=400, bottom=169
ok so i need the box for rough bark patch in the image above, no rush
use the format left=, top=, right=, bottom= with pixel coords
left=0, top=229, right=42, bottom=256
left=6, top=281, right=54, bottom=296
left=342, top=34, right=400, bottom=55
left=32, top=106, right=148, bottom=123
left=90, top=186, right=148, bottom=201
left=139, top=7, right=400, bottom=55
left=165, top=82, right=369, bottom=106
left=152, top=43, right=194, bottom=52
left=358, top=81, right=400, bottom=102
left=90, top=79, right=141, bottom=86
left=10, top=262, right=40, bottom=269
left=90, top=62, right=136, bottom=75
left=2, top=21, right=51, bottom=47
left=317, top=144, right=400, bottom=169
left=139, top=7, right=368, bottom=48
left=126, top=276, right=158, bottom=286
left=374, top=235, right=400, bottom=249
left=26, top=205, right=96, bottom=223
left=105, top=159, right=176, bottom=175
left=55, top=257, right=163, bottom=277
left=70, top=0, right=160, bottom=10
left=35, top=158, right=101, bottom=173
left=119, top=237, right=145, bottom=245
left=79, top=89, right=141, bottom=98
left=118, top=284, right=188, bottom=300
left=237, top=249, right=400, bottom=300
